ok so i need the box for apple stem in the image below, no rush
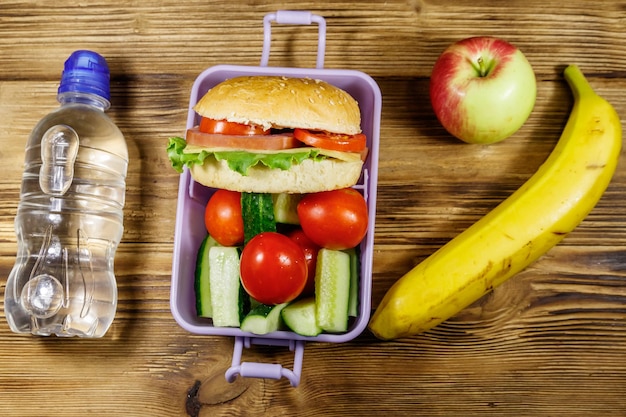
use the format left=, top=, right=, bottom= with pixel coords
left=477, top=57, right=488, bottom=77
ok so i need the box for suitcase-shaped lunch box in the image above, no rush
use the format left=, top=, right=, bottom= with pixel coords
left=170, top=10, right=382, bottom=387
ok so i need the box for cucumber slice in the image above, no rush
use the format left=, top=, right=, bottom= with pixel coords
left=315, top=249, right=351, bottom=333
left=209, top=246, right=247, bottom=327
left=272, top=193, right=302, bottom=224
left=240, top=302, right=288, bottom=335
left=281, top=297, right=322, bottom=337
left=194, top=235, right=220, bottom=318
left=345, top=248, right=359, bottom=317
left=241, top=192, right=276, bottom=244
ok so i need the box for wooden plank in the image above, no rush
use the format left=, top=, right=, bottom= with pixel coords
left=0, top=1, right=625, bottom=416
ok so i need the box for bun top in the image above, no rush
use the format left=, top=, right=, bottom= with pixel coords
left=193, top=76, right=362, bottom=135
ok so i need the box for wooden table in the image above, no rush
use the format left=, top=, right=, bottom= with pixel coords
left=1, top=1, right=625, bottom=415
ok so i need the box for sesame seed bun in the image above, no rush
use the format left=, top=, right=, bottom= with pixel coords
left=193, top=76, right=362, bottom=135
left=189, top=156, right=363, bottom=194
left=187, top=75, right=365, bottom=193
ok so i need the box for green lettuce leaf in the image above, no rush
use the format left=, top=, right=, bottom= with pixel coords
left=166, top=136, right=326, bottom=176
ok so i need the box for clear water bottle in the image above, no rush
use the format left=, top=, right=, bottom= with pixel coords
left=4, top=50, right=128, bottom=337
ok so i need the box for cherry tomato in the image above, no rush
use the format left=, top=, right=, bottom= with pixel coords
left=186, top=127, right=301, bottom=150
left=287, top=228, right=320, bottom=296
left=204, top=189, right=244, bottom=246
left=297, top=188, right=368, bottom=250
left=199, top=117, right=269, bottom=135
left=240, top=232, right=308, bottom=305
left=293, top=128, right=367, bottom=153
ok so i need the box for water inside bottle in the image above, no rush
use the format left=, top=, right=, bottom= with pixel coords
left=5, top=103, right=128, bottom=337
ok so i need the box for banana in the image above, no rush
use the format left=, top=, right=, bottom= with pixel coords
left=368, top=65, right=622, bottom=340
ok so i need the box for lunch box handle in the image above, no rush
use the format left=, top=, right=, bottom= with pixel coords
left=260, top=10, right=326, bottom=69
left=226, top=337, right=305, bottom=387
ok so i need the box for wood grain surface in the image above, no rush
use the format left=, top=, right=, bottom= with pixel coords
left=1, top=1, right=625, bottom=416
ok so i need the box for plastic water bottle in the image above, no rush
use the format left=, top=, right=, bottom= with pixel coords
left=4, top=50, right=128, bottom=337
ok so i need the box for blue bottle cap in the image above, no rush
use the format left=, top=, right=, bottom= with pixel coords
left=58, top=50, right=111, bottom=101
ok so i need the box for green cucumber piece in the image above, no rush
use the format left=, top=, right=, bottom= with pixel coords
left=249, top=297, right=262, bottom=311
left=315, top=249, right=351, bottom=333
left=345, top=248, right=359, bottom=317
left=240, top=302, right=288, bottom=335
left=281, top=297, right=322, bottom=337
left=241, top=192, right=276, bottom=244
left=194, top=235, right=220, bottom=318
left=209, top=246, right=247, bottom=327
left=272, top=193, right=302, bottom=224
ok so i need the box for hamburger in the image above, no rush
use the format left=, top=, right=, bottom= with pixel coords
left=167, top=75, right=367, bottom=193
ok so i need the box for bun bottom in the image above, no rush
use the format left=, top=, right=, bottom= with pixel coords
left=189, top=156, right=364, bottom=194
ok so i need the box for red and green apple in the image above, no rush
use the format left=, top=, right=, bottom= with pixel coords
left=429, top=36, right=536, bottom=144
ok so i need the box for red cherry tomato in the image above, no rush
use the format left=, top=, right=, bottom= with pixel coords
left=287, top=228, right=320, bottom=296
left=204, top=189, right=244, bottom=246
left=297, top=188, right=368, bottom=250
left=240, top=232, right=308, bottom=305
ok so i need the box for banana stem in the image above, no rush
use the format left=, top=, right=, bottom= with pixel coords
left=564, top=65, right=596, bottom=100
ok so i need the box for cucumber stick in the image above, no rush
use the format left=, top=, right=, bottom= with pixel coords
left=240, top=302, right=288, bottom=335
left=315, top=249, right=351, bottom=332
left=209, top=246, right=247, bottom=327
left=241, top=192, right=276, bottom=244
left=345, top=248, right=359, bottom=317
left=194, top=235, right=220, bottom=318
left=272, top=193, right=302, bottom=224
left=281, top=297, right=322, bottom=337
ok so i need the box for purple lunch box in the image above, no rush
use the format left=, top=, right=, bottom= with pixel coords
left=169, top=10, right=381, bottom=387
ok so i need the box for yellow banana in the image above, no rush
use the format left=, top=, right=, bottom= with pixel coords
left=369, top=65, right=622, bottom=340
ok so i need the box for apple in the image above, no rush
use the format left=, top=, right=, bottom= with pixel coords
left=429, top=36, right=536, bottom=144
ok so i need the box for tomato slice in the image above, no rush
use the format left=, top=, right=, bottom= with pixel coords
left=200, top=117, right=269, bottom=136
left=186, top=127, right=302, bottom=150
left=293, top=129, right=367, bottom=152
